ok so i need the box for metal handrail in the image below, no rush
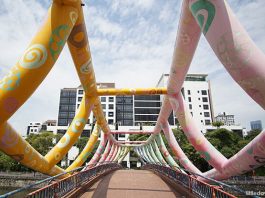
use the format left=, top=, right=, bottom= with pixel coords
left=0, top=162, right=121, bottom=198
left=142, top=163, right=258, bottom=198
left=26, top=162, right=121, bottom=198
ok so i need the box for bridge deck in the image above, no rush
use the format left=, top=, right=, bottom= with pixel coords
left=77, top=169, right=190, bottom=198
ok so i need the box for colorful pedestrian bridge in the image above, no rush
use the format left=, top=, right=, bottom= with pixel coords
left=0, top=0, right=265, bottom=197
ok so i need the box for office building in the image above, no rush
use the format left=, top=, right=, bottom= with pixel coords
left=250, top=120, right=263, bottom=131
left=116, top=94, right=174, bottom=126
left=57, top=83, right=116, bottom=136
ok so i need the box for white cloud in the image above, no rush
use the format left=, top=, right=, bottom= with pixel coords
left=92, top=17, right=122, bottom=36
left=111, top=0, right=154, bottom=12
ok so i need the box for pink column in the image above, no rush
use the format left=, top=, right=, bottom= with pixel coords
left=172, top=93, right=228, bottom=171
left=189, top=0, right=265, bottom=109
left=105, top=143, right=116, bottom=162
left=98, top=140, right=112, bottom=164
left=161, top=122, right=202, bottom=174
left=167, top=0, right=201, bottom=95
left=109, top=144, right=118, bottom=162
left=86, top=132, right=107, bottom=168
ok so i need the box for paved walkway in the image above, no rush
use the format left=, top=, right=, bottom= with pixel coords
left=79, top=170, right=187, bottom=198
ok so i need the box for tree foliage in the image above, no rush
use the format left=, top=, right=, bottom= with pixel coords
left=26, top=132, right=62, bottom=155
left=75, top=136, right=89, bottom=152
left=211, top=121, right=224, bottom=128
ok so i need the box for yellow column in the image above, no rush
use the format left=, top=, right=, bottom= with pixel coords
left=0, top=2, right=78, bottom=123
left=0, top=1, right=78, bottom=176
left=66, top=124, right=100, bottom=171
left=0, top=123, right=64, bottom=176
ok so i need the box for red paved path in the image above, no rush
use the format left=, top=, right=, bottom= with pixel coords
left=79, top=170, right=187, bottom=198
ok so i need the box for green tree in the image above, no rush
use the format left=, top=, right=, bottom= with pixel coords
left=0, top=151, right=30, bottom=171
left=212, top=121, right=224, bottom=128
left=245, top=129, right=261, bottom=141
left=26, top=132, right=62, bottom=155
left=75, top=137, right=89, bottom=151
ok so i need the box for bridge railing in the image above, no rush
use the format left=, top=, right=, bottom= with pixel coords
left=142, top=164, right=245, bottom=198
left=26, top=162, right=121, bottom=198
left=0, top=162, right=121, bottom=198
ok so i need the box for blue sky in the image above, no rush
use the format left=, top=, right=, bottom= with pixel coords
left=0, top=0, right=265, bottom=135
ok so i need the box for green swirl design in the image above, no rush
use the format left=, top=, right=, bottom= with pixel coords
left=191, top=0, right=215, bottom=35
left=49, top=25, right=70, bottom=61
left=199, top=151, right=211, bottom=161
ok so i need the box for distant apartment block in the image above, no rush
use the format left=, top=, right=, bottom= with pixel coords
left=26, top=120, right=57, bottom=135
left=215, top=112, right=235, bottom=126
left=250, top=120, right=263, bottom=131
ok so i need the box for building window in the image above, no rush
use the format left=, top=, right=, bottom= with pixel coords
left=188, top=97, right=191, bottom=102
left=202, top=97, right=208, bottom=102
left=201, top=90, right=207, bottom=95
left=101, top=97, right=106, bottom=102
left=108, top=119, right=114, bottom=124
left=78, top=97, right=82, bottom=102
left=189, top=104, right=192, bottom=110
left=60, top=98, right=69, bottom=104
left=203, top=105, right=209, bottom=110
left=188, top=90, right=191, bottom=95
left=204, top=112, right=210, bottom=117
left=60, top=105, right=68, bottom=111
left=78, top=90, right=83, bottom=94
left=134, top=108, right=160, bottom=114
left=134, top=95, right=160, bottom=101
left=108, top=112, right=114, bottom=117
left=69, top=105, right=76, bottom=111
left=58, top=119, right=68, bottom=126
left=61, top=91, right=69, bottom=97
left=69, top=98, right=76, bottom=104
left=69, top=112, right=75, bottom=118
left=101, top=104, right=106, bottom=109
left=205, top=120, right=211, bottom=125
left=69, top=91, right=76, bottom=97
left=201, top=120, right=203, bottom=123
left=109, top=97, right=114, bottom=102
left=198, top=98, right=200, bottom=100
left=109, top=104, right=114, bottom=109
left=199, top=105, right=201, bottom=107
left=200, top=112, right=202, bottom=115
left=59, top=112, right=68, bottom=118
left=135, top=102, right=161, bottom=107
left=190, top=112, right=193, bottom=116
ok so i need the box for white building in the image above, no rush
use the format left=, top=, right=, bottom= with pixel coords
left=26, top=120, right=57, bottom=135
left=26, top=122, right=42, bottom=135
left=215, top=112, right=235, bottom=126
left=156, top=74, right=214, bottom=133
